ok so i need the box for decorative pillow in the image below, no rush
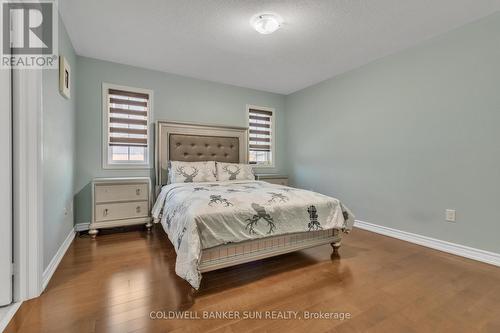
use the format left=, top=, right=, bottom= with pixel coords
left=169, top=161, right=217, bottom=183
left=216, top=162, right=255, bottom=181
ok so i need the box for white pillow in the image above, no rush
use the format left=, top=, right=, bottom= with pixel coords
left=169, top=161, right=217, bottom=183
left=216, top=162, right=255, bottom=181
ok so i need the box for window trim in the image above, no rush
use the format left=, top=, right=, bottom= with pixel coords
left=102, top=83, right=154, bottom=170
left=246, top=104, right=276, bottom=169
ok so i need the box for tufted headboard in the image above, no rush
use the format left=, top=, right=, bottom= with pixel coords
left=155, top=121, right=248, bottom=189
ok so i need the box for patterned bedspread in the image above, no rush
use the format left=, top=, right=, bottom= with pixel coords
left=152, top=180, right=354, bottom=289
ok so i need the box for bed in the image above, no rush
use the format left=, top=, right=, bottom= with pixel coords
left=152, top=121, right=354, bottom=289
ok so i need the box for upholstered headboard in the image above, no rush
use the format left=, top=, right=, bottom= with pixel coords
left=155, top=121, right=248, bottom=189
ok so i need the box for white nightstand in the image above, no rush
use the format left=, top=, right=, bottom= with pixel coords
left=89, top=177, right=152, bottom=238
left=255, top=174, right=289, bottom=186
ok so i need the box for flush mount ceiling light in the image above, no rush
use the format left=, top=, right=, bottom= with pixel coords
left=251, top=13, right=282, bottom=35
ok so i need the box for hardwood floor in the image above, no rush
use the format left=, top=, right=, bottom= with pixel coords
left=5, top=225, right=500, bottom=333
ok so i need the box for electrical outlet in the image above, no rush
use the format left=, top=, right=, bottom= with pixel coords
left=445, top=209, right=456, bottom=222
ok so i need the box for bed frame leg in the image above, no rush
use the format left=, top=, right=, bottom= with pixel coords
left=145, top=220, right=153, bottom=232
left=331, top=240, right=341, bottom=253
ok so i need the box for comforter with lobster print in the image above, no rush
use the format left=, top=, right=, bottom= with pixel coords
left=152, top=180, right=354, bottom=289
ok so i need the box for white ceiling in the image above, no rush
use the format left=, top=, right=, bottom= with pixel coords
left=60, top=0, right=500, bottom=94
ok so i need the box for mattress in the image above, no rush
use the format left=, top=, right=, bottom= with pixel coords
left=152, top=180, right=354, bottom=289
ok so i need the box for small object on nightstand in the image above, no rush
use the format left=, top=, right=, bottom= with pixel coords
left=255, top=174, right=289, bottom=186
left=89, top=177, right=152, bottom=238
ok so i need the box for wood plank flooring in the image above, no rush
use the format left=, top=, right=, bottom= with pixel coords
left=5, top=225, right=500, bottom=332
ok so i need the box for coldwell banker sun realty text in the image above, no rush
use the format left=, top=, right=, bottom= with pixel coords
left=1, top=0, right=58, bottom=68
left=150, top=310, right=352, bottom=321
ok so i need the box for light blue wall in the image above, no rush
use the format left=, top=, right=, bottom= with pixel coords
left=42, top=16, right=77, bottom=269
left=74, top=57, right=286, bottom=224
left=285, top=13, right=500, bottom=253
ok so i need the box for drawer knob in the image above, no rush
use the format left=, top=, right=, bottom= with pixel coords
left=136, top=188, right=141, bottom=195
left=136, top=206, right=141, bottom=213
left=103, top=208, right=109, bottom=216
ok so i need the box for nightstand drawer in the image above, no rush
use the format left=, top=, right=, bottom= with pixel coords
left=95, top=201, right=149, bottom=222
left=263, top=178, right=288, bottom=186
left=95, top=183, right=148, bottom=203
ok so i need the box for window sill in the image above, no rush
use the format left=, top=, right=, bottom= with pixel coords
left=251, top=164, right=276, bottom=169
left=102, top=164, right=152, bottom=170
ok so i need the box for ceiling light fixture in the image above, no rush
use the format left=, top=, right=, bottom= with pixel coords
left=251, top=13, right=282, bottom=35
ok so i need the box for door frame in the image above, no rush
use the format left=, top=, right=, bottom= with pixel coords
left=0, top=61, right=13, bottom=306
left=12, top=69, right=44, bottom=301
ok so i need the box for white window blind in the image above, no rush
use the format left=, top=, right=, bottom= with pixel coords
left=248, top=107, right=273, bottom=166
left=105, top=86, right=150, bottom=166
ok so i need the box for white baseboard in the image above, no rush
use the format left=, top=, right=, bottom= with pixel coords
left=0, top=301, right=22, bottom=332
left=74, top=222, right=90, bottom=232
left=42, top=228, right=76, bottom=291
left=354, top=220, right=500, bottom=267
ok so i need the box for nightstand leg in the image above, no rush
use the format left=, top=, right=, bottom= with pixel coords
left=89, top=228, right=99, bottom=239
left=145, top=221, right=153, bottom=232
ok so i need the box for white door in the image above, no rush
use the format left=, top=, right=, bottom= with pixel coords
left=0, top=68, right=13, bottom=305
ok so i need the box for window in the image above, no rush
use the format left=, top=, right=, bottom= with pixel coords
left=102, top=83, right=153, bottom=169
left=247, top=105, right=275, bottom=167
